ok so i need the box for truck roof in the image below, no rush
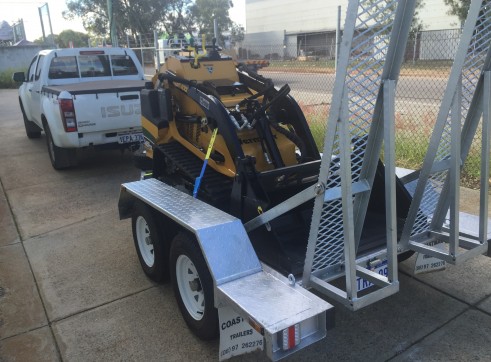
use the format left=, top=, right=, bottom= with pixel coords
left=38, top=47, right=137, bottom=57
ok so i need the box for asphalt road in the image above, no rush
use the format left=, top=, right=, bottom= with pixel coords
left=1, top=88, right=491, bottom=361
left=261, top=71, right=447, bottom=103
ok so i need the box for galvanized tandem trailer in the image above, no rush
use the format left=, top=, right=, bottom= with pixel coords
left=118, top=0, right=491, bottom=359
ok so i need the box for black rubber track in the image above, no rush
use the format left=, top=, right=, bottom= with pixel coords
left=156, top=142, right=233, bottom=209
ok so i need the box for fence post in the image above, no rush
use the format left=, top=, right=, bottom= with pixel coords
left=139, top=33, right=144, bottom=67
left=126, top=33, right=130, bottom=48
left=154, top=30, right=160, bottom=72
left=214, top=19, right=218, bottom=42
left=335, top=5, right=341, bottom=71
left=283, top=29, right=286, bottom=61
left=412, top=31, right=418, bottom=65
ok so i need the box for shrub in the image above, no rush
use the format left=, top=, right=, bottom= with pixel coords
left=0, top=68, right=23, bottom=89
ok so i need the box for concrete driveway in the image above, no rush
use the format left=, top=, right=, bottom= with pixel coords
left=0, top=88, right=491, bottom=361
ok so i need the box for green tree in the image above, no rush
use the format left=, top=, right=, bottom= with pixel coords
left=161, top=0, right=195, bottom=36
left=230, top=23, right=244, bottom=46
left=443, top=0, right=471, bottom=24
left=64, top=0, right=178, bottom=44
left=189, top=0, right=233, bottom=43
left=366, top=0, right=426, bottom=33
left=33, top=33, right=57, bottom=45
left=57, top=30, right=90, bottom=47
left=63, top=0, right=242, bottom=48
left=411, top=0, right=426, bottom=32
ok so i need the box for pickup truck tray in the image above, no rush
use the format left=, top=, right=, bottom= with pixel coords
left=43, top=79, right=146, bottom=96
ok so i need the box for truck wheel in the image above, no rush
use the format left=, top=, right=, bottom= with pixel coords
left=44, top=124, right=77, bottom=170
left=131, top=202, right=168, bottom=282
left=20, top=101, right=41, bottom=139
left=170, top=232, right=218, bottom=340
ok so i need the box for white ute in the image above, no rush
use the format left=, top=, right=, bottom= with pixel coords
left=13, top=47, right=146, bottom=169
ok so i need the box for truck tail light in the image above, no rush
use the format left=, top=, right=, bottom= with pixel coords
left=59, top=99, right=77, bottom=132
left=281, top=324, right=300, bottom=350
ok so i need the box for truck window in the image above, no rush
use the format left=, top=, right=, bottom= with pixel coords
left=35, top=55, right=44, bottom=81
left=111, top=55, right=138, bottom=76
left=48, top=56, right=79, bottom=79
left=79, top=54, right=111, bottom=78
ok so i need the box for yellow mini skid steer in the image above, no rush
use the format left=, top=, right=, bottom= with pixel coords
left=137, top=39, right=411, bottom=276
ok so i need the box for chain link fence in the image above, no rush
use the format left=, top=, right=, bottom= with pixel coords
left=92, top=28, right=484, bottom=188
left=241, top=28, right=483, bottom=188
left=89, top=32, right=160, bottom=77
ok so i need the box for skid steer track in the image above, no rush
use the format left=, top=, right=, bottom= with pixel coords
left=156, top=142, right=233, bottom=208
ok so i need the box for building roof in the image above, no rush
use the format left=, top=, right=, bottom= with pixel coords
left=14, top=39, right=35, bottom=46
left=0, top=20, right=13, bottom=41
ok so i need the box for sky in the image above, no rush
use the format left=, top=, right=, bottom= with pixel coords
left=0, top=0, right=246, bottom=41
left=0, top=0, right=85, bottom=40
left=229, top=0, right=246, bottom=27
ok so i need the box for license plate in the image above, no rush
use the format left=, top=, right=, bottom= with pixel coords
left=356, top=260, right=388, bottom=292
left=118, top=132, right=144, bottom=144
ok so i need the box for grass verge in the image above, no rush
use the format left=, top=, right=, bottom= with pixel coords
left=299, top=103, right=483, bottom=189
left=0, top=68, right=23, bottom=89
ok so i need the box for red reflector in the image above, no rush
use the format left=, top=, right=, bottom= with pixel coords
left=281, top=324, right=300, bottom=350
left=79, top=50, right=105, bottom=55
left=288, top=326, right=296, bottom=348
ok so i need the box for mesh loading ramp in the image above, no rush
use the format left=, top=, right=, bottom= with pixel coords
left=298, top=0, right=417, bottom=310
left=399, top=0, right=491, bottom=263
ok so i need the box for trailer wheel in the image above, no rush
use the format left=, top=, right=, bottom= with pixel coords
left=170, top=232, right=218, bottom=340
left=44, top=123, right=76, bottom=170
left=132, top=202, right=168, bottom=282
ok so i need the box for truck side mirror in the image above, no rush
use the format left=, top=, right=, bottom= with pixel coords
left=12, top=72, right=26, bottom=83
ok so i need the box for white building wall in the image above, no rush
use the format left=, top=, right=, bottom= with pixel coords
left=419, top=30, right=460, bottom=60
left=420, top=0, right=461, bottom=30
left=246, top=0, right=345, bottom=34
left=0, top=45, right=43, bottom=72
left=245, top=0, right=460, bottom=34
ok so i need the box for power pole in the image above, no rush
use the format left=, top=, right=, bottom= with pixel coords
left=38, top=3, right=55, bottom=46
left=38, top=7, right=46, bottom=43
left=107, top=0, right=118, bottom=46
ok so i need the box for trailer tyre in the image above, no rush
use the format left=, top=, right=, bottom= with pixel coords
left=132, top=202, right=168, bottom=282
left=44, top=123, right=77, bottom=170
left=170, top=232, right=218, bottom=340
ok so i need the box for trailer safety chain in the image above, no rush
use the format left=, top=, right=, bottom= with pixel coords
left=193, top=127, right=218, bottom=198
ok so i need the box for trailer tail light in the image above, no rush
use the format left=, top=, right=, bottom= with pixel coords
left=281, top=324, right=300, bottom=350
left=59, top=99, right=77, bottom=132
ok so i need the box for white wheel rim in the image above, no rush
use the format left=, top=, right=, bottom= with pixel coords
left=176, top=255, right=205, bottom=321
left=135, top=216, right=154, bottom=267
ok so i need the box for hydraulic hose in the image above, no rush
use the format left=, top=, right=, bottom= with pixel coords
left=268, top=121, right=307, bottom=163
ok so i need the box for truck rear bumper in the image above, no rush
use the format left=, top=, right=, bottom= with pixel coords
left=56, top=127, right=142, bottom=148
